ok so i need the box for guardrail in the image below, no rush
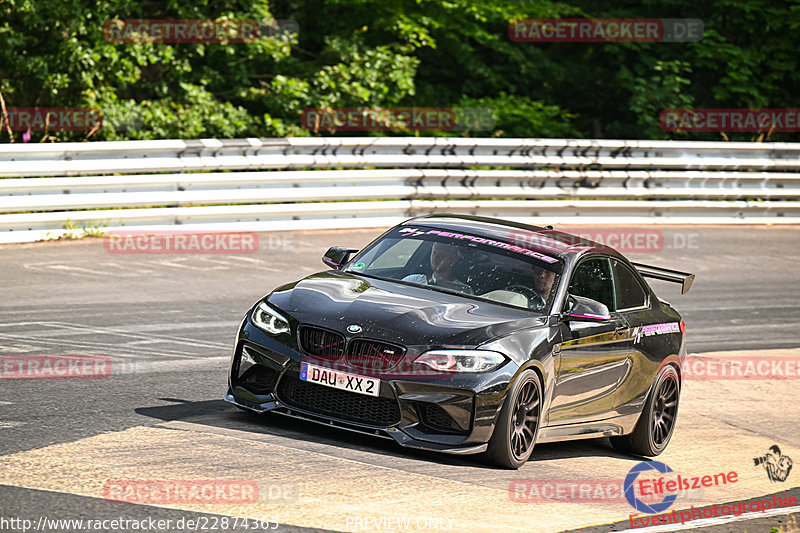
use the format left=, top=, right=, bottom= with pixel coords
left=1, top=137, right=799, bottom=243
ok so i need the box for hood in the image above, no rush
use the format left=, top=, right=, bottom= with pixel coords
left=266, top=272, right=546, bottom=348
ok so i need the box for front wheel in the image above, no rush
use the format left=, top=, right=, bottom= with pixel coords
left=486, top=369, right=543, bottom=469
left=611, top=364, right=680, bottom=456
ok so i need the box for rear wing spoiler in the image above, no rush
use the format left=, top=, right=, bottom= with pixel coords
left=632, top=262, right=695, bottom=294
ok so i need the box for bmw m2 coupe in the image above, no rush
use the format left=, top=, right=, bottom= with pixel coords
left=225, top=214, right=694, bottom=468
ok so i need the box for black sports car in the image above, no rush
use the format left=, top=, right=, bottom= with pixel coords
left=225, top=214, right=694, bottom=468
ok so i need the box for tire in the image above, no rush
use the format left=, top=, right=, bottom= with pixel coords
left=485, top=369, right=543, bottom=469
left=611, top=364, right=680, bottom=457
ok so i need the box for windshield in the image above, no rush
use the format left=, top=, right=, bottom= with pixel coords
left=345, top=226, right=563, bottom=312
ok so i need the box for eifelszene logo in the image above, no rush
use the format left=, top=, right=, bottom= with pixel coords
left=624, top=461, right=739, bottom=514
left=625, top=461, right=678, bottom=513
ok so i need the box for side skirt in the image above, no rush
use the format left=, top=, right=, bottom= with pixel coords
left=537, top=412, right=640, bottom=443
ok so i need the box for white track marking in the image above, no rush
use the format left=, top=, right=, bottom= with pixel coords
left=191, top=256, right=250, bottom=268
left=33, top=264, right=109, bottom=275
left=97, top=261, right=156, bottom=274
left=0, top=334, right=212, bottom=359
left=132, top=321, right=240, bottom=332
left=49, top=322, right=229, bottom=349
left=0, top=321, right=230, bottom=350
left=0, top=321, right=233, bottom=364
left=0, top=346, right=36, bottom=353
left=117, top=340, right=170, bottom=346
left=0, top=335, right=214, bottom=359
left=23, top=262, right=154, bottom=278
left=22, top=257, right=271, bottom=277
left=112, top=356, right=229, bottom=375
left=224, top=255, right=265, bottom=264
left=150, top=258, right=220, bottom=271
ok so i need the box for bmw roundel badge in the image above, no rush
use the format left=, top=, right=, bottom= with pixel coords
left=347, top=324, right=362, bottom=333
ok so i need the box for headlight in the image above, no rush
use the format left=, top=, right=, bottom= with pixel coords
left=251, top=301, right=290, bottom=335
left=414, top=350, right=506, bottom=373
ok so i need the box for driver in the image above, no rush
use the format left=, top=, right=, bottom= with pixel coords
left=402, top=242, right=473, bottom=294
left=534, top=266, right=556, bottom=302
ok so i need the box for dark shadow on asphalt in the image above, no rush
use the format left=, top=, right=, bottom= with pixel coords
left=134, top=398, right=230, bottom=421
left=134, top=398, right=640, bottom=470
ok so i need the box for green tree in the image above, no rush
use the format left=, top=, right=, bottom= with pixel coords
left=0, top=0, right=798, bottom=142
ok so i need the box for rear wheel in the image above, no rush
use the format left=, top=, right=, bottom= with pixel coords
left=486, top=369, right=542, bottom=469
left=611, top=364, right=680, bottom=456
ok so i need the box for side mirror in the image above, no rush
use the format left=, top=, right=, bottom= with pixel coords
left=323, top=247, right=359, bottom=270
left=561, top=294, right=611, bottom=322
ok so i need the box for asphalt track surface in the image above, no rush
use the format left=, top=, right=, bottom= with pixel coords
left=0, top=225, right=799, bottom=533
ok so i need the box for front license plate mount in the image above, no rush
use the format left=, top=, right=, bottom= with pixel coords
left=300, top=362, right=380, bottom=397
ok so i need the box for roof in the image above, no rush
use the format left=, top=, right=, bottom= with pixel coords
left=404, top=213, right=617, bottom=258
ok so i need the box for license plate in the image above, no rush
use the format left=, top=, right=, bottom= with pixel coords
left=299, top=363, right=380, bottom=397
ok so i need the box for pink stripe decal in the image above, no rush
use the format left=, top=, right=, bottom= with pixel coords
left=399, top=227, right=559, bottom=263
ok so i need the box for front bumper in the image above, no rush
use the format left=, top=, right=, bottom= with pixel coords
left=225, top=323, right=516, bottom=455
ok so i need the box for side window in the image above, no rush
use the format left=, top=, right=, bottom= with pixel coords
left=568, top=257, right=615, bottom=311
left=612, top=259, right=648, bottom=310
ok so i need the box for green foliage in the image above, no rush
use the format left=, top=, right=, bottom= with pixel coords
left=460, top=93, right=580, bottom=138
left=622, top=60, right=694, bottom=139
left=0, top=0, right=798, bottom=141
left=49, top=218, right=106, bottom=240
